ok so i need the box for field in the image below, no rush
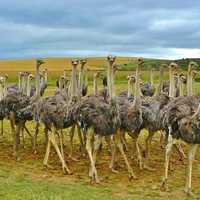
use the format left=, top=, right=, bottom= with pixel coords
left=1, top=58, right=200, bottom=200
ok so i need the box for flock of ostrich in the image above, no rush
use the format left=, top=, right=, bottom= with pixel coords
left=0, top=56, right=200, bottom=196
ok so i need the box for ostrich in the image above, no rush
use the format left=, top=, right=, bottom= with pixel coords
left=161, top=61, right=200, bottom=195
left=140, top=67, right=155, bottom=97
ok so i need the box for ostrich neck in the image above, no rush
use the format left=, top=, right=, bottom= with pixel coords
left=93, top=75, right=98, bottom=95
left=27, top=77, right=31, bottom=96
left=179, top=79, right=184, bottom=97
left=44, top=71, right=48, bottom=82
left=35, top=66, right=40, bottom=97
left=18, top=74, right=22, bottom=92
left=21, top=76, right=26, bottom=95
left=107, top=62, right=115, bottom=100
left=71, top=66, right=77, bottom=97
left=24, top=75, right=28, bottom=95
left=127, top=79, right=131, bottom=98
left=78, top=67, right=84, bottom=96
left=150, top=69, right=154, bottom=86
left=134, top=65, right=141, bottom=100
left=169, top=69, right=175, bottom=97
left=187, top=73, right=193, bottom=96
left=84, top=67, right=88, bottom=86
left=155, top=67, right=164, bottom=96
left=63, top=71, right=67, bottom=78
left=0, top=84, right=3, bottom=100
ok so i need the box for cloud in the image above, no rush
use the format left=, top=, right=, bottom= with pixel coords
left=0, top=0, right=200, bottom=59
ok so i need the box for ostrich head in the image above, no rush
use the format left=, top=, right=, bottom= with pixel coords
left=179, top=73, right=187, bottom=84
left=127, top=74, right=136, bottom=84
left=137, top=57, right=144, bottom=66
left=80, top=59, right=87, bottom=69
left=28, top=74, right=35, bottom=80
left=169, top=62, right=178, bottom=73
left=107, top=55, right=116, bottom=66
left=4, top=74, right=8, bottom=80
left=72, top=59, right=79, bottom=67
left=188, top=61, right=198, bottom=73
left=36, top=59, right=45, bottom=67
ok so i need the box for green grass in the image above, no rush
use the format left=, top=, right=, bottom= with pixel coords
left=0, top=167, right=122, bottom=200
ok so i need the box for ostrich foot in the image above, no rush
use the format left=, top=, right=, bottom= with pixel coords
left=68, top=155, right=79, bottom=162
left=33, top=149, right=38, bottom=154
left=143, top=163, right=156, bottom=171
left=110, top=168, right=119, bottom=174
left=160, top=144, right=165, bottom=149
left=13, top=153, right=20, bottom=161
left=89, top=171, right=100, bottom=184
left=128, top=170, right=137, bottom=180
left=160, top=178, right=169, bottom=191
left=184, top=188, right=196, bottom=198
left=43, top=164, right=55, bottom=170
left=62, top=166, right=73, bottom=175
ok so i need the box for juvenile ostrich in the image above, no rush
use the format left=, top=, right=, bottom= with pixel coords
left=161, top=61, right=200, bottom=195
left=140, top=67, right=155, bottom=97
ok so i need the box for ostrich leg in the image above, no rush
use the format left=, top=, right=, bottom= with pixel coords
left=174, top=143, right=186, bottom=160
left=89, top=134, right=102, bottom=178
left=185, top=144, right=198, bottom=196
left=24, top=125, right=34, bottom=146
left=143, top=131, right=156, bottom=171
left=145, top=131, right=154, bottom=159
left=128, top=133, right=144, bottom=170
left=121, top=131, right=128, bottom=152
left=21, top=123, right=25, bottom=148
left=114, top=129, right=137, bottom=180
left=86, top=130, right=99, bottom=183
left=77, top=124, right=85, bottom=154
left=43, top=132, right=51, bottom=168
left=68, top=124, right=77, bottom=161
left=161, top=132, right=173, bottom=190
left=59, top=129, right=64, bottom=159
left=49, top=126, right=72, bottom=175
left=14, top=121, right=23, bottom=160
left=33, top=122, right=40, bottom=153
left=109, top=135, right=119, bottom=173
left=9, top=112, right=18, bottom=159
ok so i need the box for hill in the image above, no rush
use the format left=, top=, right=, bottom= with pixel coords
left=0, top=57, right=137, bottom=72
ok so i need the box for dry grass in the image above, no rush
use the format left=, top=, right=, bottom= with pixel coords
left=0, top=57, right=136, bottom=72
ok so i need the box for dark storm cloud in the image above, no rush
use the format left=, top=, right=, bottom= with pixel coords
left=0, top=0, right=200, bottom=59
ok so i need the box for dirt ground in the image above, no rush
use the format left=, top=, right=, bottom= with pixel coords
left=0, top=124, right=200, bottom=200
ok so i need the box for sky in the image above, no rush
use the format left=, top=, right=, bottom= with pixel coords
left=0, top=0, right=200, bottom=60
